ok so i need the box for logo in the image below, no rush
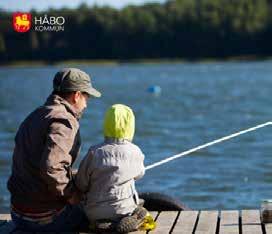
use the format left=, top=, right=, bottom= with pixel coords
left=34, top=15, right=65, bottom=32
left=13, top=12, right=31, bottom=33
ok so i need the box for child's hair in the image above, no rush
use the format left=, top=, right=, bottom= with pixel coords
left=104, top=104, right=135, bottom=141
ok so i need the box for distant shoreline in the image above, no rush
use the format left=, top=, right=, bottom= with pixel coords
left=1, top=56, right=272, bottom=67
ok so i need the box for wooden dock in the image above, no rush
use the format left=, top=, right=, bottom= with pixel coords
left=1, top=210, right=272, bottom=233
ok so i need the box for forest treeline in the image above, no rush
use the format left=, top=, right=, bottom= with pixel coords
left=1, top=0, right=272, bottom=63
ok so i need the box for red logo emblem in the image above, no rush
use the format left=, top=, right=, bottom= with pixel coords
left=13, top=13, right=31, bottom=33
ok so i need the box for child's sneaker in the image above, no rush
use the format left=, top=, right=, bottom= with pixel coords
left=116, top=207, right=148, bottom=233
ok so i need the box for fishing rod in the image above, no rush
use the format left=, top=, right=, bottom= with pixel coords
left=145, top=121, right=272, bottom=171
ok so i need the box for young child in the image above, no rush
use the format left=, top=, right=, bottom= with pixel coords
left=75, top=104, right=147, bottom=232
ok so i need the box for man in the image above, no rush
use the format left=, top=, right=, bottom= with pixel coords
left=7, top=68, right=101, bottom=232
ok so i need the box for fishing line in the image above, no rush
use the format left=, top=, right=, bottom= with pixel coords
left=145, top=121, right=272, bottom=171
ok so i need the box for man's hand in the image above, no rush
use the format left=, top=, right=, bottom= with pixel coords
left=67, top=189, right=83, bottom=205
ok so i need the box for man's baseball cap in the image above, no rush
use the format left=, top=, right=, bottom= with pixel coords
left=53, top=68, right=101, bottom=97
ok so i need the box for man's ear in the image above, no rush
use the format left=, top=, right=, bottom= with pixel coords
left=74, top=91, right=81, bottom=103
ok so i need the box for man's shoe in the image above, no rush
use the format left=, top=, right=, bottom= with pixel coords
left=89, top=219, right=118, bottom=233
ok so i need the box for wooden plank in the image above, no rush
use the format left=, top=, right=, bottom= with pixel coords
left=0, top=214, right=11, bottom=232
left=265, top=224, right=272, bottom=234
left=195, top=210, right=218, bottom=234
left=220, top=210, right=239, bottom=234
left=149, top=211, right=159, bottom=220
left=241, top=210, right=262, bottom=234
left=152, top=211, right=178, bottom=234
left=0, top=214, right=11, bottom=221
left=172, top=210, right=199, bottom=234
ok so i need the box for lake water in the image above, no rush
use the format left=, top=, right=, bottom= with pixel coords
left=1, top=61, right=272, bottom=213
